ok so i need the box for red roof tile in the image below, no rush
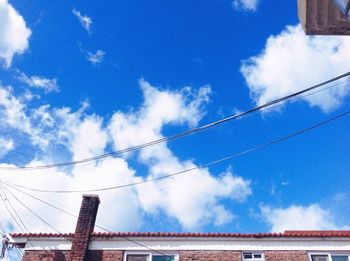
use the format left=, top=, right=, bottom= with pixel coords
left=9, top=230, right=350, bottom=239
left=284, top=230, right=350, bottom=237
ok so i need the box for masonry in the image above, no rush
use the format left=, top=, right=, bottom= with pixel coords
left=298, top=0, right=350, bottom=35
left=9, top=195, right=350, bottom=261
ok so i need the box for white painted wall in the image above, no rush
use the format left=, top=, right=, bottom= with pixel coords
left=10, top=236, right=350, bottom=252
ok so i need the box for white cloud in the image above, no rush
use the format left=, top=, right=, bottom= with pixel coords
left=233, top=0, right=260, bottom=12
left=72, top=8, right=92, bottom=34
left=0, top=0, right=31, bottom=67
left=241, top=24, right=350, bottom=112
left=261, top=204, right=345, bottom=232
left=0, top=138, right=14, bottom=157
left=70, top=116, right=108, bottom=161
left=0, top=79, right=252, bottom=233
left=18, top=73, right=59, bottom=93
left=0, top=85, right=32, bottom=134
left=109, top=80, right=252, bottom=229
left=86, top=50, right=105, bottom=65
left=0, top=158, right=143, bottom=233
left=0, top=85, right=56, bottom=149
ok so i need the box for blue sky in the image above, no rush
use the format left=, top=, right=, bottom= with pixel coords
left=0, top=0, right=349, bottom=236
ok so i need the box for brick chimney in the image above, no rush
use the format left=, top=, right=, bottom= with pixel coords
left=69, top=194, right=100, bottom=261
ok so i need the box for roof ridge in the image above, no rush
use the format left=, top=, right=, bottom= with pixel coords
left=10, top=230, right=350, bottom=238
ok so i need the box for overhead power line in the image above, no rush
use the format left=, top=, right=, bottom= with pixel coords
left=1, top=72, right=349, bottom=171
left=0, top=184, right=179, bottom=261
left=1, top=186, right=60, bottom=234
left=0, top=184, right=38, bottom=254
left=0, top=187, right=27, bottom=233
left=2, top=109, right=349, bottom=193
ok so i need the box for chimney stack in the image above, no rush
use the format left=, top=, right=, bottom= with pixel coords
left=69, top=194, right=100, bottom=261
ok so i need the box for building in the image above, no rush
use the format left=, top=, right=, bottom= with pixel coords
left=9, top=195, right=350, bottom=261
left=298, top=0, right=350, bottom=35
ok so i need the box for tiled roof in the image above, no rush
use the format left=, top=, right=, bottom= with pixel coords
left=284, top=230, right=350, bottom=237
left=10, top=230, right=350, bottom=238
left=10, top=233, right=74, bottom=238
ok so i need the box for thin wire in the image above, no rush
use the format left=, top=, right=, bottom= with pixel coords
left=3, top=108, right=349, bottom=193
left=1, top=72, right=349, bottom=171
left=6, top=246, right=23, bottom=261
left=0, top=186, right=36, bottom=251
left=0, top=187, right=25, bottom=233
left=13, top=247, right=23, bottom=260
left=0, top=186, right=31, bottom=234
left=0, top=219, right=5, bottom=234
left=0, top=78, right=346, bottom=180
left=0, top=196, right=8, bottom=261
left=299, top=79, right=349, bottom=99
left=0, top=186, right=61, bottom=234
left=0, top=186, right=36, bottom=252
left=0, top=195, right=23, bottom=261
left=0, top=184, right=178, bottom=261
left=14, top=247, right=23, bottom=261
left=1, top=185, right=72, bottom=250
left=94, top=223, right=178, bottom=261
left=6, top=78, right=349, bottom=176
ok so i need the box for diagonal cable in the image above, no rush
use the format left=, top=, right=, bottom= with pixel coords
left=2, top=108, right=349, bottom=193
left=0, top=72, right=349, bottom=171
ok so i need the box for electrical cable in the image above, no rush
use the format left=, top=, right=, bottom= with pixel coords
left=0, top=186, right=30, bottom=235
left=0, top=197, right=23, bottom=261
left=6, top=77, right=349, bottom=177
left=0, top=221, right=5, bottom=234
left=1, top=72, right=349, bottom=171
left=2, top=108, right=349, bottom=193
left=0, top=77, right=343, bottom=181
left=0, top=186, right=37, bottom=252
left=1, top=75, right=349, bottom=261
left=0, top=184, right=35, bottom=250
left=14, top=247, right=23, bottom=261
left=0, top=188, right=26, bottom=233
left=0, top=186, right=60, bottom=234
left=0, top=185, right=72, bottom=254
left=0, top=183, right=179, bottom=261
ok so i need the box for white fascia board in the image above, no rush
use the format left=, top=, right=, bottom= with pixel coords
left=12, top=236, right=350, bottom=251
left=89, top=237, right=350, bottom=252
left=16, top=238, right=72, bottom=251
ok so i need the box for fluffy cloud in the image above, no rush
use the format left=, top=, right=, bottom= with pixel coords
left=0, top=138, right=14, bottom=158
left=109, top=80, right=252, bottom=229
left=0, top=85, right=32, bottom=135
left=0, top=85, right=58, bottom=149
left=0, top=80, right=252, bottom=233
left=86, top=50, right=105, bottom=65
left=0, top=0, right=31, bottom=67
left=18, top=73, right=59, bottom=93
left=0, top=158, right=143, bottom=233
left=241, top=24, right=350, bottom=112
left=72, top=9, right=92, bottom=34
left=136, top=169, right=251, bottom=228
left=261, top=204, right=345, bottom=232
left=233, top=0, right=260, bottom=12
left=70, top=116, right=108, bottom=161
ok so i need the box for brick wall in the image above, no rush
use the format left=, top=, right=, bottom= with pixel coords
left=23, top=250, right=123, bottom=261
left=298, top=0, right=350, bottom=35
left=88, top=250, right=123, bottom=261
left=179, top=250, right=241, bottom=261
left=264, top=250, right=308, bottom=261
left=69, top=195, right=100, bottom=261
left=22, top=249, right=311, bottom=261
left=179, top=250, right=309, bottom=261
left=23, top=250, right=69, bottom=261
